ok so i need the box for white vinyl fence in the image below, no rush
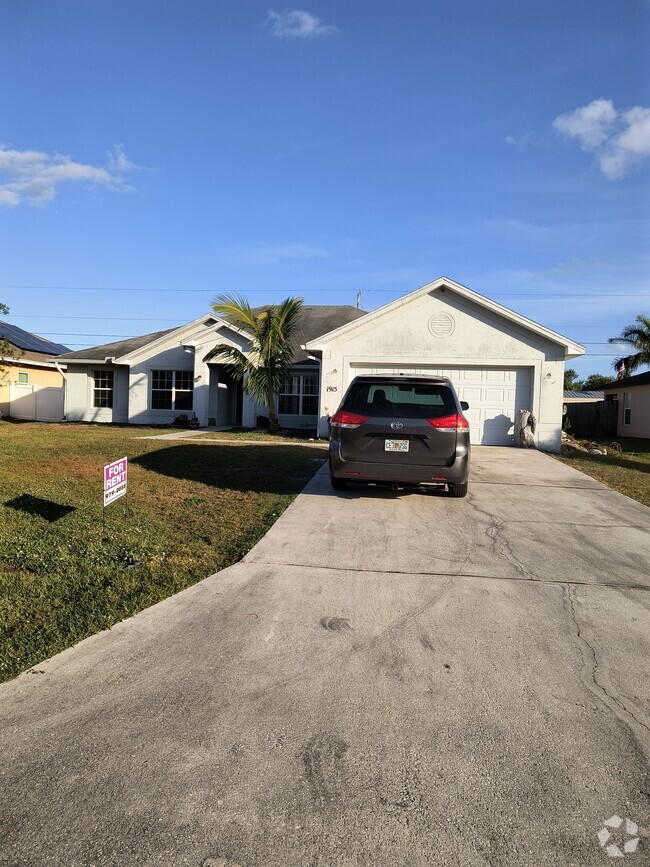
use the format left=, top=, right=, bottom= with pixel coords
left=8, top=384, right=65, bottom=421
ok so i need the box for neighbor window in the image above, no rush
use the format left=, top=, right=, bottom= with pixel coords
left=623, top=393, right=631, bottom=425
left=17, top=372, right=29, bottom=384
left=93, top=370, right=114, bottom=408
left=278, top=373, right=319, bottom=416
left=151, top=370, right=194, bottom=411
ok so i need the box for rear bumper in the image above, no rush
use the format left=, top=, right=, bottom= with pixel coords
left=329, top=441, right=470, bottom=485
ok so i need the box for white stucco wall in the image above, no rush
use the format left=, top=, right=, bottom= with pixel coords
left=314, top=289, right=566, bottom=451
left=64, top=365, right=129, bottom=423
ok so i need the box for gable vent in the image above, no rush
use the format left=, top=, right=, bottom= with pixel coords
left=428, top=312, right=455, bottom=338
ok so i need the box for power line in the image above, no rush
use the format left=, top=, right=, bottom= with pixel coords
left=1, top=283, right=648, bottom=297
left=5, top=314, right=629, bottom=327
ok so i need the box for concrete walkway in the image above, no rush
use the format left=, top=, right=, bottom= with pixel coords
left=135, top=429, right=327, bottom=447
left=1, top=447, right=648, bottom=866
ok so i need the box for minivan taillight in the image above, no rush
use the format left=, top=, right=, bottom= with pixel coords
left=330, top=410, right=370, bottom=429
left=426, top=413, right=470, bottom=432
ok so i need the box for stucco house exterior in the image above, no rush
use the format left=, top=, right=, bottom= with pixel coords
left=601, top=371, right=650, bottom=439
left=54, top=277, right=585, bottom=451
left=0, top=322, right=69, bottom=420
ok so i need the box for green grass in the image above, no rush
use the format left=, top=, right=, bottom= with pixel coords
left=554, top=436, right=650, bottom=507
left=0, top=421, right=326, bottom=681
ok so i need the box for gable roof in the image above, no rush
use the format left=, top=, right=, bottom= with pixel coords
left=0, top=321, right=70, bottom=355
left=54, top=306, right=367, bottom=366
left=304, top=276, right=586, bottom=359
left=602, top=370, right=650, bottom=390
left=55, top=328, right=177, bottom=362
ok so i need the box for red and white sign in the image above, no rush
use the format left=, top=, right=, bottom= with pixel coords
left=103, top=457, right=128, bottom=507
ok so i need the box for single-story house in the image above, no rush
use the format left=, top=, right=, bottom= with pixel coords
left=54, top=277, right=585, bottom=450
left=0, top=322, right=69, bottom=420
left=601, top=371, right=650, bottom=439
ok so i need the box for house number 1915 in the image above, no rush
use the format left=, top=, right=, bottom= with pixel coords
left=326, top=385, right=338, bottom=392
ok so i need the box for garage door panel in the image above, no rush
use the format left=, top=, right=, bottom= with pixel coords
left=354, top=364, right=532, bottom=446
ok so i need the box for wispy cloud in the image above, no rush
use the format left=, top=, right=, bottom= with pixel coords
left=553, top=99, right=650, bottom=179
left=0, top=143, right=142, bottom=207
left=233, top=242, right=328, bottom=265
left=266, top=9, right=338, bottom=39
left=546, top=256, right=607, bottom=276
left=504, top=132, right=539, bottom=149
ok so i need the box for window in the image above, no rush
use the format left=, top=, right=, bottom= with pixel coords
left=344, top=381, right=456, bottom=419
left=623, top=393, right=631, bottom=426
left=279, top=373, right=319, bottom=416
left=93, top=370, right=114, bottom=408
left=151, top=370, right=194, bottom=411
left=17, top=372, right=29, bottom=384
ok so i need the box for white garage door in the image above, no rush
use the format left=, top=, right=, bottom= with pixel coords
left=349, top=365, right=533, bottom=446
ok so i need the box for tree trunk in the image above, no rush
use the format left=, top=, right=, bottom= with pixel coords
left=515, top=409, right=537, bottom=448
left=267, top=388, right=280, bottom=434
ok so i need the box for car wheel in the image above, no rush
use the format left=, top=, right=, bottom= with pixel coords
left=330, top=475, right=348, bottom=491
left=448, top=481, right=468, bottom=498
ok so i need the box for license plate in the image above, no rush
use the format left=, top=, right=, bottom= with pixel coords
left=385, top=439, right=409, bottom=452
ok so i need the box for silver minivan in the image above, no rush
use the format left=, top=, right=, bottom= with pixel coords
left=329, top=374, right=470, bottom=496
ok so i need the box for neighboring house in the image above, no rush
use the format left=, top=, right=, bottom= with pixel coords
left=0, top=321, right=69, bottom=420
left=601, top=371, right=650, bottom=439
left=54, top=277, right=585, bottom=450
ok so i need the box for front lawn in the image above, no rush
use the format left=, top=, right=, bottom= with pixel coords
left=554, top=436, right=650, bottom=507
left=0, top=421, right=326, bottom=681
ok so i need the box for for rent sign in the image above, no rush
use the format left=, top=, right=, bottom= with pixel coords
left=103, top=457, right=128, bottom=507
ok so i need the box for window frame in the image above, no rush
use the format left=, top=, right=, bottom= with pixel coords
left=17, top=371, right=30, bottom=385
left=93, top=369, right=114, bottom=409
left=623, top=392, right=631, bottom=426
left=278, top=372, right=319, bottom=416
left=150, top=369, right=194, bottom=412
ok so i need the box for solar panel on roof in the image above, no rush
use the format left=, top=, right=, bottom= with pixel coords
left=0, top=321, right=70, bottom=355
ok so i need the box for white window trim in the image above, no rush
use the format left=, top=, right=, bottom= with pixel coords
left=17, top=371, right=30, bottom=385
left=150, top=369, right=194, bottom=412
left=93, top=369, right=114, bottom=409
left=623, top=392, right=631, bottom=426
left=279, top=372, right=319, bottom=416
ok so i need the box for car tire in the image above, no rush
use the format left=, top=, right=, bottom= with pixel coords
left=448, top=481, right=468, bottom=498
left=330, top=475, right=348, bottom=491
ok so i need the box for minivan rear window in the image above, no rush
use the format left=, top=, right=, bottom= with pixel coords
left=343, top=381, right=456, bottom=419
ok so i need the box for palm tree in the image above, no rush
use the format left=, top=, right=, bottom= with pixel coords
left=608, top=314, right=650, bottom=377
left=203, top=294, right=304, bottom=433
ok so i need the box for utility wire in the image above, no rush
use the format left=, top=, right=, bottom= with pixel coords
left=1, top=283, right=648, bottom=297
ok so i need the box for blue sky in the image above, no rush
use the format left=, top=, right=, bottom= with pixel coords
left=1, top=0, right=648, bottom=376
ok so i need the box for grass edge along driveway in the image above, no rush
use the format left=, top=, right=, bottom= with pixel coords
left=552, top=436, right=649, bottom=507
left=0, top=422, right=326, bottom=682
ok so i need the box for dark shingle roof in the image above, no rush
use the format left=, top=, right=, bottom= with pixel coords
left=602, top=370, right=650, bottom=389
left=54, top=305, right=367, bottom=365
left=55, top=328, right=177, bottom=361
left=250, top=305, right=367, bottom=363
left=0, top=321, right=70, bottom=355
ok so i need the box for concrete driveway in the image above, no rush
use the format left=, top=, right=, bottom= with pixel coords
left=1, top=446, right=648, bottom=866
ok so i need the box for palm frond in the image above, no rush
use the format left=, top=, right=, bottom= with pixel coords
left=210, top=294, right=259, bottom=332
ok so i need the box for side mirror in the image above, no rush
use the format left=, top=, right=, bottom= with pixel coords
left=460, top=401, right=469, bottom=411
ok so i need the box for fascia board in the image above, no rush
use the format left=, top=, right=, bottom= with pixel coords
left=3, top=357, right=64, bottom=369
left=118, top=313, right=251, bottom=365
